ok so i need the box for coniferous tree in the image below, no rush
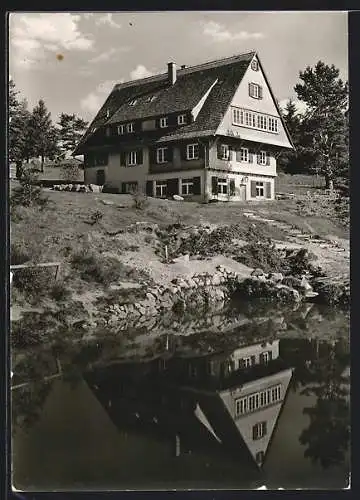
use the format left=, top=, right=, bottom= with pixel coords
left=294, top=61, right=349, bottom=190
left=28, top=100, right=60, bottom=172
left=278, top=99, right=303, bottom=173
left=57, top=113, right=88, bottom=159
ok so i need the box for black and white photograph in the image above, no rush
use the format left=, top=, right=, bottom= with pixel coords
left=8, top=11, right=350, bottom=491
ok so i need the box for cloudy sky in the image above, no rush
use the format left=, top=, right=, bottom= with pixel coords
left=9, top=11, right=348, bottom=123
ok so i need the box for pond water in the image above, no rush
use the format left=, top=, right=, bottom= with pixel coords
left=11, top=301, right=350, bottom=491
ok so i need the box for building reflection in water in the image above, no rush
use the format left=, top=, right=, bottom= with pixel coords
left=85, top=338, right=294, bottom=469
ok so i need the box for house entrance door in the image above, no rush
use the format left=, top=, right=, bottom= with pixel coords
left=96, top=169, right=105, bottom=186
left=239, top=184, right=246, bottom=200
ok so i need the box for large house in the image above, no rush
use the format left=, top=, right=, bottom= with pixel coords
left=73, top=51, right=294, bottom=201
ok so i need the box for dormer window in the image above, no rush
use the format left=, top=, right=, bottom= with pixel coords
left=178, top=114, right=186, bottom=125
left=127, top=122, right=134, bottom=133
left=159, top=117, right=168, bottom=128
left=129, top=99, right=137, bottom=106
left=147, top=95, right=157, bottom=102
left=251, top=59, right=259, bottom=71
left=117, top=124, right=125, bottom=135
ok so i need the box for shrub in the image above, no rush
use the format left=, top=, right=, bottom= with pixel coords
left=10, top=167, right=48, bottom=208
left=49, top=281, right=72, bottom=302
left=131, top=190, right=148, bottom=210
left=12, top=267, right=54, bottom=301
left=70, top=249, right=126, bottom=284
left=10, top=241, right=31, bottom=265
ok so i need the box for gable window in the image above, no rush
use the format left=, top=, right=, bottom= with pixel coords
left=235, top=384, right=282, bottom=417
left=117, top=124, right=125, bottom=135
left=127, top=122, right=134, bottom=133
left=268, top=117, right=278, bottom=132
left=235, top=397, right=247, bottom=417
left=252, top=421, right=267, bottom=440
left=160, top=117, right=168, bottom=128
left=129, top=99, right=137, bottom=106
left=181, top=178, right=194, bottom=195
left=156, top=147, right=168, bottom=164
left=257, top=151, right=269, bottom=166
left=218, top=178, right=228, bottom=195
left=187, top=143, right=199, bottom=160
left=249, top=82, right=263, bottom=99
left=257, top=115, right=267, bottom=130
left=219, top=144, right=230, bottom=160
left=178, top=114, right=187, bottom=125
left=251, top=60, right=259, bottom=71
left=155, top=180, right=167, bottom=197
left=245, top=110, right=256, bottom=128
left=233, top=108, right=243, bottom=125
left=128, top=151, right=138, bottom=166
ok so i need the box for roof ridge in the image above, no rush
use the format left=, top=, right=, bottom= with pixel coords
left=113, top=51, right=255, bottom=91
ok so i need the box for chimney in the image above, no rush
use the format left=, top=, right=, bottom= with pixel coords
left=167, top=62, right=177, bottom=85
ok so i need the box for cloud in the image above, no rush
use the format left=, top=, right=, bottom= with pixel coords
left=95, top=13, right=121, bottom=29
left=202, top=21, right=264, bottom=42
left=279, top=98, right=308, bottom=116
left=89, top=46, right=130, bottom=64
left=130, top=64, right=154, bottom=80
left=80, top=79, right=120, bottom=114
left=10, top=13, right=94, bottom=68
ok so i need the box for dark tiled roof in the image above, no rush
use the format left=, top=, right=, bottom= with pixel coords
left=74, top=51, right=255, bottom=154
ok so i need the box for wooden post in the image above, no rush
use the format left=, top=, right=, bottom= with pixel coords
left=165, top=245, right=168, bottom=262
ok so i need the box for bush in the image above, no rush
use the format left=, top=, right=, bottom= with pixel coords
left=234, top=240, right=283, bottom=273
left=131, top=190, right=148, bottom=210
left=61, top=163, right=82, bottom=182
left=12, top=267, right=54, bottom=301
left=10, top=167, right=48, bottom=208
left=70, top=249, right=126, bottom=284
left=49, top=281, right=72, bottom=302
left=10, top=241, right=31, bottom=265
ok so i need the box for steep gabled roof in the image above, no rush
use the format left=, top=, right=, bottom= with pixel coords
left=73, top=51, right=255, bottom=154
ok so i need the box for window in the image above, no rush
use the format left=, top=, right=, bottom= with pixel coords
left=234, top=384, right=282, bottom=417
left=117, top=124, right=125, bottom=135
left=93, top=153, right=108, bottom=166
left=127, top=122, right=134, bottom=133
left=241, top=357, right=252, bottom=368
left=253, top=421, right=267, bottom=440
left=155, top=181, right=167, bottom=197
left=128, top=151, right=137, bottom=166
left=260, top=352, right=270, bottom=364
left=187, top=143, right=199, bottom=160
left=219, top=144, right=230, bottom=160
left=178, top=114, right=186, bottom=125
left=232, top=107, right=279, bottom=134
left=237, top=147, right=248, bottom=163
left=218, top=178, right=228, bottom=195
left=257, top=115, right=267, bottom=130
left=255, top=451, right=265, bottom=465
left=106, top=109, right=110, bottom=118
left=256, top=182, right=265, bottom=197
left=147, top=95, right=157, bottom=102
left=257, top=151, right=269, bottom=165
left=129, top=99, right=137, bottom=106
left=160, top=117, right=168, bottom=128
left=157, top=147, right=168, bottom=164
left=122, top=182, right=138, bottom=194
left=268, top=117, right=278, bottom=133
left=251, top=60, right=259, bottom=71
left=181, top=178, right=194, bottom=195
left=249, top=82, right=262, bottom=99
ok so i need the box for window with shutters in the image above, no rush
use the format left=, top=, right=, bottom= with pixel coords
left=249, top=82, right=262, bottom=99
left=128, top=151, right=138, bottom=166
left=256, top=182, right=265, bottom=197
left=181, top=178, right=194, bottom=195
left=117, top=124, right=125, bottom=135
left=187, top=143, right=199, bottom=160
left=155, top=181, right=167, bottom=197
left=127, top=122, right=134, bottom=133
left=159, top=117, right=168, bottom=128
left=156, top=147, right=168, bottom=164
left=252, top=421, right=267, bottom=440
left=219, top=144, right=230, bottom=160
left=178, top=114, right=186, bottom=125
left=218, top=178, right=228, bottom=195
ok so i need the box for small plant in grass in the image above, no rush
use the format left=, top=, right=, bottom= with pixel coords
left=70, top=248, right=126, bottom=284
left=131, top=189, right=148, bottom=210
left=49, top=281, right=72, bottom=302
left=86, top=210, right=103, bottom=226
